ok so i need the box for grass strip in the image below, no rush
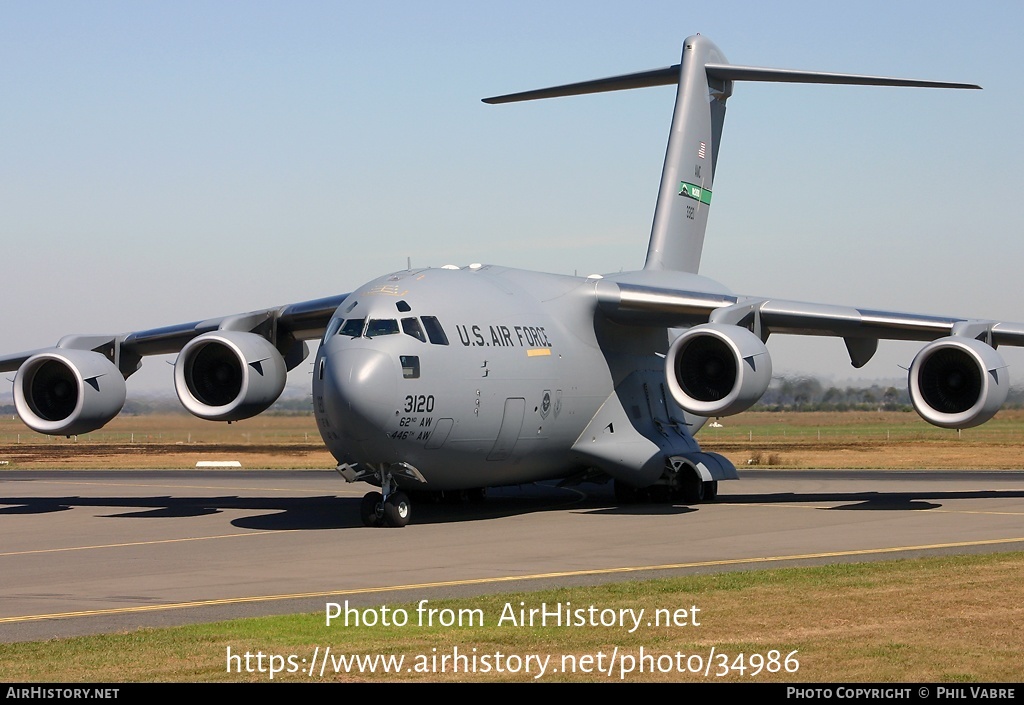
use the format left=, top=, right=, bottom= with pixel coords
left=2, top=552, right=1021, bottom=682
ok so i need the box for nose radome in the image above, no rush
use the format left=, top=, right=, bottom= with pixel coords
left=324, top=348, right=398, bottom=441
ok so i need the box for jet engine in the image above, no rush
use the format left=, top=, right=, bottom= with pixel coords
left=908, top=336, right=1008, bottom=429
left=174, top=331, right=287, bottom=422
left=13, top=349, right=126, bottom=436
left=665, top=323, right=772, bottom=417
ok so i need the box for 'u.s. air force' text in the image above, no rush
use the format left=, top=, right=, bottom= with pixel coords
left=455, top=324, right=552, bottom=348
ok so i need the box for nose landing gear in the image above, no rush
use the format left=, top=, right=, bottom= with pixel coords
left=360, top=490, right=412, bottom=527
left=358, top=469, right=413, bottom=527
left=360, top=489, right=412, bottom=527
left=337, top=461, right=423, bottom=527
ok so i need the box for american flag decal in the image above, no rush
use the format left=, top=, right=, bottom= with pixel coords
left=697, top=142, right=706, bottom=159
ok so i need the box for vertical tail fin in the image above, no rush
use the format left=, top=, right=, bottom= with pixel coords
left=645, top=35, right=730, bottom=273
left=484, top=35, right=980, bottom=274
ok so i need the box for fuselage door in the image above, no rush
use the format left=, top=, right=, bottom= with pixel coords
left=487, top=397, right=525, bottom=461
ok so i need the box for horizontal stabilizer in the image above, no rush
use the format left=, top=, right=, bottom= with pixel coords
left=704, top=64, right=981, bottom=90
left=483, top=64, right=979, bottom=105
left=483, top=66, right=679, bottom=104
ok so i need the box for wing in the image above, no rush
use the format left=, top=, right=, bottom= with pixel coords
left=593, top=277, right=1024, bottom=429
left=0, top=293, right=349, bottom=436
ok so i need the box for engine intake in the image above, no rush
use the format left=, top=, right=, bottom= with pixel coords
left=909, top=336, right=1008, bottom=429
left=665, top=323, right=772, bottom=416
left=13, top=349, right=126, bottom=436
left=174, top=331, right=287, bottom=422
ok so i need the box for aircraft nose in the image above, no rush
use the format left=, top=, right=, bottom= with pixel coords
left=323, top=348, right=398, bottom=441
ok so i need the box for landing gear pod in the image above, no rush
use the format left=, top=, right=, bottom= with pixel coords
left=174, top=331, right=287, bottom=422
left=909, top=336, right=1008, bottom=429
left=665, top=323, right=772, bottom=417
left=14, top=349, right=126, bottom=436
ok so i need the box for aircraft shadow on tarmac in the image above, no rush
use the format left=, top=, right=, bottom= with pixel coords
left=0, top=483, right=687, bottom=529
left=0, top=484, right=596, bottom=529
left=720, top=493, right=947, bottom=511
left=2, top=482, right=1023, bottom=529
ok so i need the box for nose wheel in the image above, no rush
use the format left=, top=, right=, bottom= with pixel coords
left=360, top=491, right=385, bottom=527
left=346, top=463, right=423, bottom=527
left=383, top=491, right=411, bottom=526
left=360, top=487, right=412, bottom=528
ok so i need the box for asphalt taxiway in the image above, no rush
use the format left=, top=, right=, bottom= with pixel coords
left=2, top=469, right=1023, bottom=642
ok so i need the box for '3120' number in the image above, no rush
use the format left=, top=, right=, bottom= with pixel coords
left=403, top=394, right=435, bottom=413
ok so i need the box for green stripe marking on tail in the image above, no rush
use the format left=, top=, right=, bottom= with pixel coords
left=678, top=181, right=712, bottom=205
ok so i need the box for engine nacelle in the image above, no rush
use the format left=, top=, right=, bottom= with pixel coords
left=174, top=331, right=287, bottom=422
left=13, top=349, right=126, bottom=436
left=909, top=336, right=1008, bottom=429
left=665, top=323, right=772, bottom=417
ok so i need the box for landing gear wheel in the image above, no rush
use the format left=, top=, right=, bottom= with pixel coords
left=466, top=487, right=487, bottom=504
left=383, top=491, right=412, bottom=527
left=360, top=491, right=384, bottom=527
left=680, top=472, right=705, bottom=505
left=703, top=480, right=718, bottom=501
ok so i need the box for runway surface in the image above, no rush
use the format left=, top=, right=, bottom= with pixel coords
left=2, top=468, right=1023, bottom=643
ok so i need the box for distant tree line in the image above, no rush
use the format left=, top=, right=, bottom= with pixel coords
left=114, top=395, right=316, bottom=416
left=753, top=376, right=1024, bottom=412
left=752, top=377, right=910, bottom=412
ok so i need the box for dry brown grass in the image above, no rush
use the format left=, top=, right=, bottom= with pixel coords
left=0, top=413, right=335, bottom=469
left=702, top=409, right=1024, bottom=470
left=0, top=409, right=1022, bottom=470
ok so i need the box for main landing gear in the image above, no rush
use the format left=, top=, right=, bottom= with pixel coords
left=613, top=456, right=720, bottom=505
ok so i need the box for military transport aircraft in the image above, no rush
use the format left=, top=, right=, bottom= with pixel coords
left=2, top=35, right=1016, bottom=527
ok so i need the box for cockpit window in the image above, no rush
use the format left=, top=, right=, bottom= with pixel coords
left=401, top=317, right=426, bottom=342
left=366, top=319, right=399, bottom=337
left=323, top=318, right=343, bottom=343
left=339, top=318, right=365, bottom=337
left=421, top=316, right=449, bottom=346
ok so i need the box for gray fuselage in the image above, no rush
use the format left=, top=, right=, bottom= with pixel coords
left=312, top=265, right=713, bottom=489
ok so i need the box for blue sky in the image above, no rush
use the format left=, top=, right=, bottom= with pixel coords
left=2, top=1, right=1022, bottom=394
